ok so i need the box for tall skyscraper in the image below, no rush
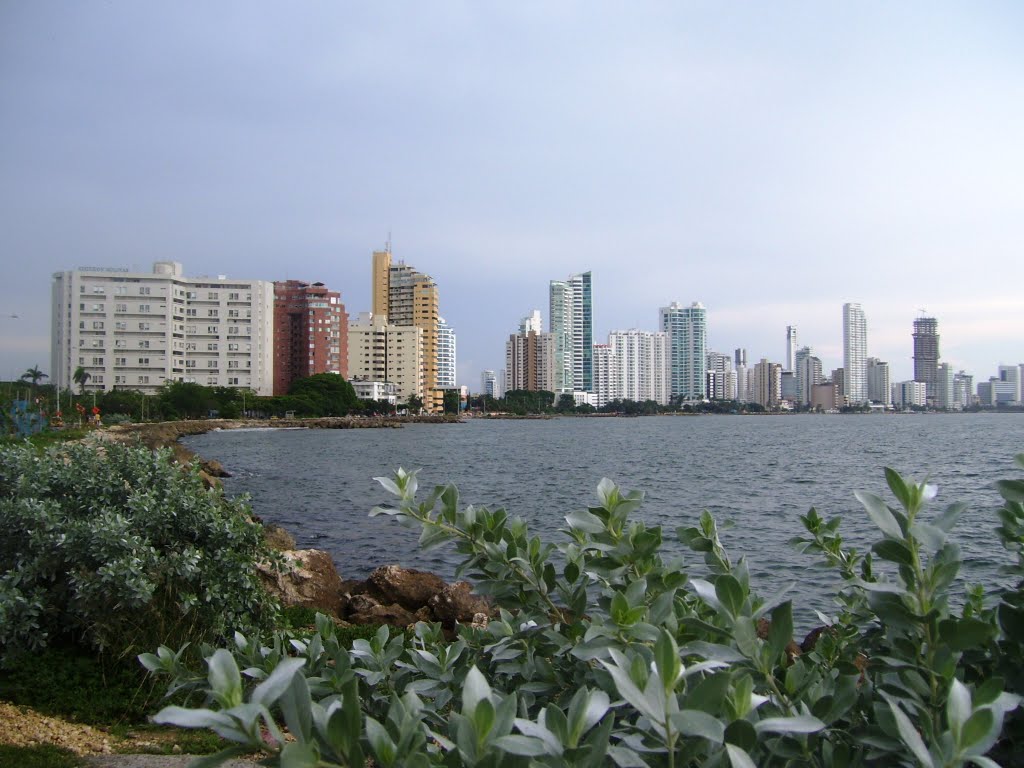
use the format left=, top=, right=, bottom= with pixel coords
left=843, top=302, right=868, bottom=404
left=272, top=280, right=348, bottom=396
left=751, top=358, right=782, bottom=408
left=785, top=326, right=797, bottom=371
left=659, top=301, right=707, bottom=402
left=480, top=369, right=501, bottom=399
left=52, top=261, right=275, bottom=396
left=866, top=357, right=891, bottom=407
left=436, top=317, right=456, bottom=389
left=734, top=348, right=747, bottom=367
left=706, top=351, right=737, bottom=401
left=549, top=272, right=592, bottom=392
left=371, top=248, right=441, bottom=411
left=796, top=349, right=823, bottom=407
left=913, top=317, right=940, bottom=403
left=505, top=324, right=555, bottom=393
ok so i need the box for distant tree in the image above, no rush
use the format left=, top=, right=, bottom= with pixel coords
left=73, top=366, right=91, bottom=395
left=504, top=389, right=555, bottom=414
left=288, top=374, right=359, bottom=416
left=20, top=365, right=48, bottom=389
left=159, top=381, right=215, bottom=419
left=406, top=394, right=424, bottom=414
left=555, top=393, right=576, bottom=413
left=442, top=389, right=461, bottom=415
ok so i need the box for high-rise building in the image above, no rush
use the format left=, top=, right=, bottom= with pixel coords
left=785, top=326, right=797, bottom=371
left=797, top=350, right=823, bottom=407
left=607, top=329, right=670, bottom=405
left=953, top=371, right=974, bottom=410
left=998, top=365, right=1022, bottom=405
left=734, top=348, right=747, bottom=367
left=751, top=358, right=782, bottom=408
left=659, top=301, right=707, bottom=402
left=591, top=344, right=617, bottom=408
left=480, top=369, right=502, bottom=399
left=843, top=302, right=868, bottom=404
left=936, top=363, right=955, bottom=410
left=505, top=327, right=555, bottom=393
left=706, top=351, right=737, bottom=401
left=347, top=312, right=424, bottom=404
left=272, top=280, right=348, bottom=396
left=866, top=357, right=891, bottom=407
left=436, top=317, right=456, bottom=389
left=893, top=380, right=927, bottom=408
left=520, top=310, right=542, bottom=333
left=549, top=272, right=593, bottom=392
left=51, top=262, right=274, bottom=396
left=912, top=317, right=940, bottom=403
left=371, top=248, right=441, bottom=411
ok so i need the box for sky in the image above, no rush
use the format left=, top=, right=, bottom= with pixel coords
left=1, top=2, right=1023, bottom=388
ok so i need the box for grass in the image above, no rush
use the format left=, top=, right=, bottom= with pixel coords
left=0, top=643, right=165, bottom=725
left=0, top=744, right=85, bottom=767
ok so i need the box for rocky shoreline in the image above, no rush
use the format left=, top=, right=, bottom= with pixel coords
left=97, top=414, right=491, bottom=634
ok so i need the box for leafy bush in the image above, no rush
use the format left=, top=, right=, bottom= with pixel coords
left=0, top=441, right=281, bottom=661
left=0, top=744, right=84, bottom=768
left=148, top=458, right=1024, bottom=766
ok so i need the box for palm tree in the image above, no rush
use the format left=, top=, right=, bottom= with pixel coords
left=73, top=366, right=91, bottom=395
left=20, top=365, right=48, bottom=389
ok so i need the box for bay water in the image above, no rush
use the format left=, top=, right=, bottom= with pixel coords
left=184, top=413, right=1024, bottom=625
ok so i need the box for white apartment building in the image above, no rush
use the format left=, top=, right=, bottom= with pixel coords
left=347, top=312, right=424, bottom=403
left=51, top=262, right=274, bottom=396
left=591, top=344, right=618, bottom=408
left=936, top=363, right=956, bottom=410
left=892, top=380, right=927, bottom=408
left=436, top=317, right=457, bottom=389
left=608, top=330, right=669, bottom=406
left=706, top=351, right=737, bottom=401
left=842, top=302, right=868, bottom=404
left=659, top=301, right=707, bottom=402
left=352, top=379, right=399, bottom=406
left=866, top=357, right=892, bottom=407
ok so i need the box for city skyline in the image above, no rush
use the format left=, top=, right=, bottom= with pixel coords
left=2, top=4, right=1023, bottom=385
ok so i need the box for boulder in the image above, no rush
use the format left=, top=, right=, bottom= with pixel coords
left=259, top=549, right=345, bottom=618
left=367, top=565, right=446, bottom=611
left=346, top=594, right=417, bottom=628
left=201, top=458, right=231, bottom=477
left=263, top=524, right=297, bottom=552
left=428, top=581, right=492, bottom=627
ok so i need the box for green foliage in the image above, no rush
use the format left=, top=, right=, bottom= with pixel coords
left=443, top=389, right=462, bottom=415
left=0, top=643, right=166, bottom=724
left=0, top=442, right=281, bottom=660
left=148, top=460, right=1024, bottom=766
left=503, top=389, right=554, bottom=414
left=0, top=744, right=84, bottom=768
left=288, top=374, right=359, bottom=417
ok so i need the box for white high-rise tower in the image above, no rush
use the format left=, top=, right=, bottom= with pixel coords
left=785, top=326, right=797, bottom=371
left=842, top=303, right=868, bottom=404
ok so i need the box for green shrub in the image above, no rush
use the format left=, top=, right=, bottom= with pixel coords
left=0, top=441, right=281, bottom=661
left=148, top=459, right=1024, bottom=767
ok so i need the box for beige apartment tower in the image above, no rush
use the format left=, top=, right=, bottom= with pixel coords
left=370, top=248, right=441, bottom=411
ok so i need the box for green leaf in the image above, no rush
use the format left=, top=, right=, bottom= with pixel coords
left=910, top=521, right=946, bottom=551
left=884, top=694, right=934, bottom=768
left=872, top=539, right=913, bottom=566
left=494, top=734, right=548, bottom=756
left=280, top=741, right=319, bottom=768
left=715, top=575, right=744, bottom=617
left=671, top=710, right=725, bottom=743
left=766, top=601, right=793, bottom=661
left=725, top=743, right=758, bottom=768
left=207, top=649, right=242, bottom=708
left=885, top=467, right=912, bottom=509
left=251, top=658, right=305, bottom=707
left=565, top=508, right=606, bottom=534
left=186, top=745, right=254, bottom=768
left=934, top=502, right=966, bottom=533
left=961, top=708, right=995, bottom=751
left=939, top=618, right=995, bottom=651
left=462, top=666, right=491, bottom=718
left=654, top=629, right=681, bottom=694
left=754, top=715, right=826, bottom=734
left=855, top=491, right=903, bottom=539
left=947, top=678, right=971, bottom=734
left=996, top=479, right=1024, bottom=503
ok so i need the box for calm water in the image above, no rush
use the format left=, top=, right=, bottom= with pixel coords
left=185, top=414, right=1024, bottom=622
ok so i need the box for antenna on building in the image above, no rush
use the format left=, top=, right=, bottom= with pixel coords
left=918, top=308, right=928, bottom=316
left=386, top=231, right=392, bottom=254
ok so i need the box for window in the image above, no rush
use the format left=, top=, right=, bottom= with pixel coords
left=92, top=321, right=104, bottom=329
left=116, top=303, right=127, bottom=312
left=228, top=292, right=240, bottom=300
left=186, top=360, right=196, bottom=368
left=79, top=303, right=85, bottom=311
left=186, top=308, right=196, bottom=316
left=186, top=325, right=196, bottom=334
left=139, top=287, right=151, bottom=295
left=91, top=304, right=103, bottom=311
left=115, top=357, right=126, bottom=366
left=207, top=326, right=217, bottom=334
left=186, top=291, right=196, bottom=299
left=115, top=286, right=127, bottom=295
left=228, top=309, right=239, bottom=318
left=228, top=343, right=238, bottom=351
left=208, top=309, right=218, bottom=317
left=80, top=286, right=86, bottom=293
left=139, top=304, right=150, bottom=312
left=138, top=322, right=150, bottom=331
left=207, top=343, right=218, bottom=351
left=185, top=342, right=196, bottom=351
left=139, top=340, right=150, bottom=349
left=228, top=377, right=239, bottom=385
left=207, top=292, right=219, bottom=300
left=115, top=321, right=127, bottom=331
left=139, top=376, right=150, bottom=384
left=228, top=360, right=239, bottom=369
left=115, top=375, right=125, bottom=385
left=139, top=357, right=150, bottom=365
left=93, top=375, right=103, bottom=384
left=207, top=360, right=217, bottom=368
left=207, top=377, right=217, bottom=385
left=91, top=356, right=104, bottom=365
left=92, top=285, right=104, bottom=294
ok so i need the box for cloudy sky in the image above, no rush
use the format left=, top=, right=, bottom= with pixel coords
left=2, top=2, right=1022, bottom=387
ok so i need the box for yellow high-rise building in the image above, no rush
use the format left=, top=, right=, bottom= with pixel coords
left=370, top=248, right=441, bottom=412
